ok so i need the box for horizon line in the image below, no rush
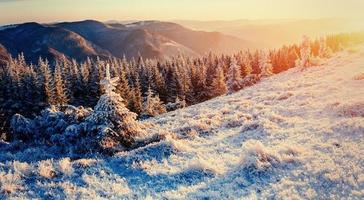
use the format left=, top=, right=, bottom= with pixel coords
left=0, top=17, right=360, bottom=26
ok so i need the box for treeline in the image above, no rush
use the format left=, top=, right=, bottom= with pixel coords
left=1, top=32, right=364, bottom=138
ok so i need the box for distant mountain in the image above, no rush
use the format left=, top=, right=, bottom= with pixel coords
left=0, top=22, right=110, bottom=64
left=120, top=21, right=256, bottom=54
left=176, top=19, right=364, bottom=48
left=55, top=20, right=198, bottom=60
left=0, top=20, right=252, bottom=64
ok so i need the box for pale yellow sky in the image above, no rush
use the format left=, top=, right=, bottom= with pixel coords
left=0, top=0, right=364, bottom=25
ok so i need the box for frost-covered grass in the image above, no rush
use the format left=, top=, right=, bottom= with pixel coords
left=1, top=46, right=364, bottom=199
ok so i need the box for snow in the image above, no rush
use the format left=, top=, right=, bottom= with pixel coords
left=124, top=21, right=154, bottom=28
left=0, top=24, right=18, bottom=31
left=163, top=42, right=179, bottom=46
left=100, top=64, right=119, bottom=95
left=124, top=24, right=137, bottom=28
left=1, top=46, right=364, bottom=199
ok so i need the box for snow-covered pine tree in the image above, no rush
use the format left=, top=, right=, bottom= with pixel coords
left=138, top=56, right=150, bottom=92
left=296, top=35, right=312, bottom=69
left=142, top=86, right=154, bottom=117
left=242, top=54, right=253, bottom=77
left=259, top=51, right=273, bottom=78
left=116, top=67, right=130, bottom=103
left=227, top=57, right=242, bottom=93
left=150, top=64, right=166, bottom=101
left=10, top=113, right=32, bottom=141
left=70, top=59, right=85, bottom=104
left=53, top=62, right=69, bottom=105
left=87, top=59, right=101, bottom=105
left=190, top=63, right=207, bottom=103
left=86, top=64, right=144, bottom=151
left=80, top=62, right=90, bottom=88
left=165, top=64, right=179, bottom=102
left=39, top=58, right=55, bottom=105
left=129, top=75, right=143, bottom=115
left=177, top=66, right=192, bottom=104
left=318, top=37, right=332, bottom=58
left=23, top=65, right=41, bottom=104
left=59, top=55, right=74, bottom=104
left=141, top=86, right=166, bottom=118
left=209, top=64, right=228, bottom=97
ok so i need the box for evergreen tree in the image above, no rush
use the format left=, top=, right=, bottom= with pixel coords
left=318, top=37, right=332, bottom=58
left=88, top=59, right=101, bottom=105
left=39, top=58, right=55, bottom=105
left=116, top=67, right=130, bottom=103
left=195, top=64, right=210, bottom=102
left=60, top=55, right=74, bottom=103
left=227, top=57, right=242, bottom=93
left=165, top=64, right=179, bottom=102
left=259, top=51, right=273, bottom=78
left=209, top=65, right=227, bottom=97
left=23, top=65, right=41, bottom=106
left=250, top=51, right=260, bottom=74
left=296, top=35, right=312, bottom=68
left=129, top=76, right=142, bottom=115
left=141, top=86, right=166, bottom=118
left=190, top=63, right=208, bottom=103
left=242, top=54, right=253, bottom=77
left=70, top=59, right=85, bottom=104
left=177, top=66, right=192, bottom=104
left=150, top=65, right=166, bottom=101
left=86, top=64, right=144, bottom=150
left=53, top=62, right=69, bottom=105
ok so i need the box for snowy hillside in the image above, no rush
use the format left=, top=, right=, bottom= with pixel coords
left=1, top=46, right=364, bottom=199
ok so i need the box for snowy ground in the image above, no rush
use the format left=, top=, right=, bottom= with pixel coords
left=1, top=46, right=364, bottom=199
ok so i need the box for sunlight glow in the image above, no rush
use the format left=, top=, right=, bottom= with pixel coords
left=0, top=0, right=364, bottom=24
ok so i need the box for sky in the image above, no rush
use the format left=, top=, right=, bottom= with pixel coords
left=0, top=0, right=364, bottom=25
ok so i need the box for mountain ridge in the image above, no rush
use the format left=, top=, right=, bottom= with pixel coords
left=0, top=20, right=252, bottom=64
left=0, top=22, right=111, bottom=64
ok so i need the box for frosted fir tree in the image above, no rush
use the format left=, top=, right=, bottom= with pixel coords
left=10, top=114, right=32, bottom=141
left=100, top=64, right=119, bottom=95
left=116, top=68, right=130, bottom=102
left=259, top=51, right=273, bottom=78
left=129, top=76, right=143, bottom=114
left=209, top=65, right=228, bottom=97
left=296, top=35, right=312, bottom=69
left=141, top=86, right=166, bottom=118
left=86, top=64, right=144, bottom=150
left=53, top=62, right=69, bottom=105
left=227, top=57, right=242, bottom=93
left=318, top=37, right=332, bottom=58
left=38, top=58, right=55, bottom=105
left=242, top=54, right=253, bottom=77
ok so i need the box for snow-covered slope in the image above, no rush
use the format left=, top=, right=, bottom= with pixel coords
left=143, top=46, right=364, bottom=199
left=1, top=47, right=363, bottom=199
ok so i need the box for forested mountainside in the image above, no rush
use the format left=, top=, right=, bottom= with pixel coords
left=1, top=40, right=363, bottom=199
left=2, top=33, right=362, bottom=138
